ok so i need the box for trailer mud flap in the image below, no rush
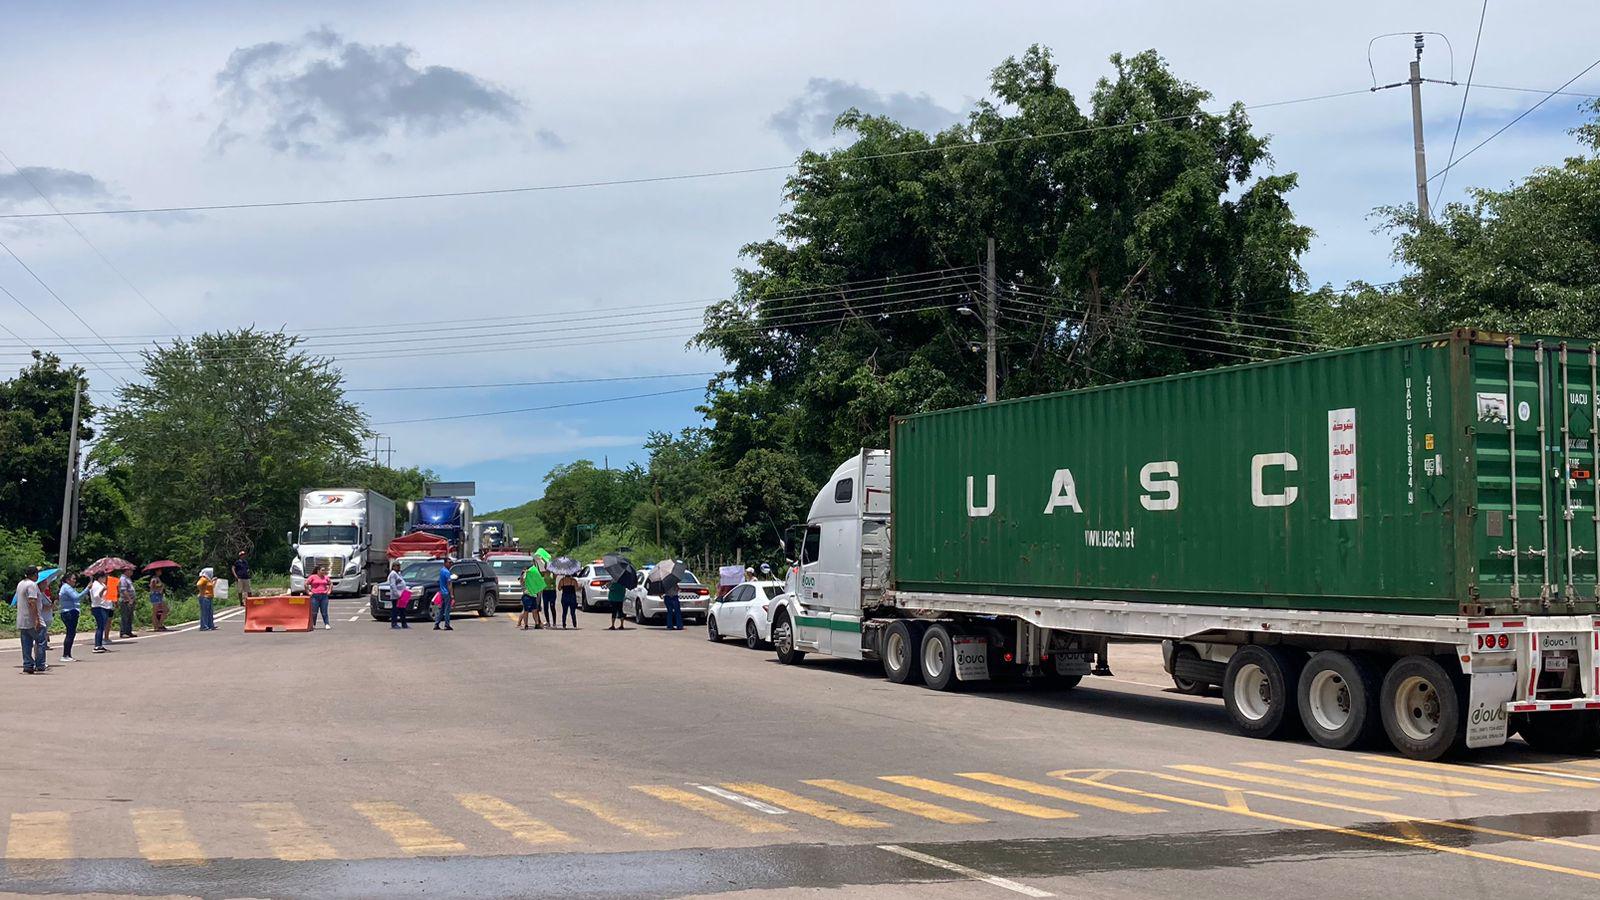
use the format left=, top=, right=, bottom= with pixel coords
left=1466, top=671, right=1516, bottom=748
left=954, top=635, right=989, bottom=682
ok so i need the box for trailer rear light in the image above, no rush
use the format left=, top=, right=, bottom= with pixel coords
left=1573, top=468, right=1593, bottom=480
left=1474, top=633, right=1514, bottom=651
left=1002, top=652, right=1014, bottom=663
left=1500, top=633, right=1511, bottom=649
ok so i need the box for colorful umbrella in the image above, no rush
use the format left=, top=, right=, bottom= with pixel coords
left=83, top=557, right=135, bottom=577
left=142, top=560, right=182, bottom=573
left=548, top=555, right=581, bottom=576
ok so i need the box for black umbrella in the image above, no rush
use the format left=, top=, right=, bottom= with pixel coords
left=601, top=552, right=635, bottom=583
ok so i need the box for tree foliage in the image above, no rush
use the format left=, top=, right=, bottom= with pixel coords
left=93, top=329, right=367, bottom=566
left=0, top=353, right=96, bottom=545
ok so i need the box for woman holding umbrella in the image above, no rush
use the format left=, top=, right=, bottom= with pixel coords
left=144, top=560, right=182, bottom=632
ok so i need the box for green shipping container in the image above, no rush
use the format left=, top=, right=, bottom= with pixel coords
left=890, top=330, right=1599, bottom=616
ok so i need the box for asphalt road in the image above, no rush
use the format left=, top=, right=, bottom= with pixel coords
left=4, top=596, right=1600, bottom=899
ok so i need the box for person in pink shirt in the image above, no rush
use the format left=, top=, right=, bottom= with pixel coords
left=306, top=566, right=332, bottom=630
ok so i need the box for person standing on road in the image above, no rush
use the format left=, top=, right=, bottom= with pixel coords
left=195, top=568, right=217, bottom=631
left=660, top=564, right=684, bottom=631
left=231, top=551, right=252, bottom=601
left=385, top=562, right=409, bottom=629
left=16, top=567, right=46, bottom=674
left=57, top=574, right=83, bottom=662
left=518, top=563, right=544, bottom=631
left=89, top=574, right=112, bottom=653
left=307, top=565, right=332, bottom=630
left=433, top=558, right=455, bottom=631
left=606, top=576, right=626, bottom=630
left=117, top=570, right=136, bottom=638
left=148, top=573, right=169, bottom=631
left=541, top=580, right=557, bottom=627
left=559, top=575, right=580, bottom=629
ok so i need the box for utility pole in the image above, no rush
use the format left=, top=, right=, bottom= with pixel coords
left=984, top=236, right=997, bottom=403
left=381, top=435, right=394, bottom=468
left=55, top=379, right=82, bottom=573
left=1408, top=33, right=1431, bottom=221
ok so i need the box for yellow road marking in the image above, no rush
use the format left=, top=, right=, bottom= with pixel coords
left=1238, top=762, right=1474, bottom=798
left=351, top=802, right=465, bottom=855
left=130, top=809, right=206, bottom=866
left=1301, top=759, right=1544, bottom=793
left=1075, top=769, right=1600, bottom=859
left=1360, top=755, right=1598, bottom=789
left=552, top=792, right=678, bottom=838
left=957, top=773, right=1163, bottom=814
left=1222, top=790, right=1250, bottom=812
left=243, top=803, right=337, bottom=861
left=879, top=776, right=1076, bottom=820
left=631, top=786, right=792, bottom=834
left=722, top=783, right=888, bottom=829
left=5, top=811, right=71, bottom=878
left=1044, top=770, right=1600, bottom=883
left=1394, top=820, right=1429, bottom=843
left=804, top=779, right=987, bottom=825
left=1168, top=765, right=1397, bottom=802
left=457, top=794, right=574, bottom=845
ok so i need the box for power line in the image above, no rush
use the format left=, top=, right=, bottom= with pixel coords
left=0, top=235, right=136, bottom=380
left=1427, top=53, right=1600, bottom=184
left=1436, top=0, right=1490, bottom=208
left=345, top=371, right=717, bottom=393
left=0, top=146, right=184, bottom=334
left=371, top=386, right=706, bottom=425
left=0, top=275, right=124, bottom=386
left=0, top=89, right=1375, bottom=221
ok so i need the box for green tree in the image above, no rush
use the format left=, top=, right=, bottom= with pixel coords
left=698, top=45, right=1313, bottom=481
left=535, top=460, right=646, bottom=549
left=0, top=352, right=96, bottom=546
left=480, top=498, right=554, bottom=552
left=93, top=329, right=366, bottom=567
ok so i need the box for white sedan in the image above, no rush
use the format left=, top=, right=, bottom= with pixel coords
left=706, top=581, right=787, bottom=648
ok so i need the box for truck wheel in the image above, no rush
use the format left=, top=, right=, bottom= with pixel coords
left=1380, top=655, right=1466, bottom=760
left=1517, top=710, right=1600, bottom=754
left=1170, top=646, right=1208, bottom=695
left=1298, top=651, right=1384, bottom=750
left=1223, top=645, right=1306, bottom=740
left=920, top=624, right=961, bottom=692
left=772, top=611, right=805, bottom=665
left=882, top=620, right=922, bottom=685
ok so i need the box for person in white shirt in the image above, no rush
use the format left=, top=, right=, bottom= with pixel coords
left=15, top=567, right=46, bottom=674
left=89, top=574, right=113, bottom=653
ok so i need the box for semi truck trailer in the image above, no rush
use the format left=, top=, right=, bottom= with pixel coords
left=770, top=330, right=1600, bottom=760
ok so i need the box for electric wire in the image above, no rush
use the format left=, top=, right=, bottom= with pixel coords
left=1436, top=0, right=1490, bottom=208
left=1427, top=53, right=1600, bottom=183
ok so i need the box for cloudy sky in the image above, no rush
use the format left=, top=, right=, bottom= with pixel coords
left=2, top=1, right=1597, bottom=511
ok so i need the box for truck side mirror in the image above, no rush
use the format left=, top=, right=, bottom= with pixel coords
left=286, top=531, right=294, bottom=548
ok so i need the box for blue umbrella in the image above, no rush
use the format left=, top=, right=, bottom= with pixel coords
left=37, top=567, right=61, bottom=583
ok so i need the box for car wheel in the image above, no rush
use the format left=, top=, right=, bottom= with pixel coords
left=745, top=620, right=763, bottom=650
left=634, top=599, right=646, bottom=624
left=478, top=592, right=496, bottom=617
left=707, top=616, right=721, bottom=642
left=773, top=611, right=805, bottom=665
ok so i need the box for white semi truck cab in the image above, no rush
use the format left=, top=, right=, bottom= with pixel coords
left=290, top=488, right=396, bottom=596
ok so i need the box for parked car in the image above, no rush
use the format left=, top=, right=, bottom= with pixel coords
left=626, top=566, right=711, bottom=625
left=577, top=563, right=612, bottom=611
left=707, top=580, right=787, bottom=648
left=484, top=553, right=537, bottom=611
left=370, top=558, right=498, bottom=620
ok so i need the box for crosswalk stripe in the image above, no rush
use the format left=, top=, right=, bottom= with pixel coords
left=552, top=792, right=679, bottom=839
left=1168, top=765, right=1398, bottom=802
left=804, top=779, right=988, bottom=825
left=1359, top=755, right=1599, bottom=789
left=1238, top=762, right=1474, bottom=798
left=721, top=783, right=889, bottom=829
left=351, top=802, right=466, bottom=854
left=5, top=811, right=71, bottom=877
left=632, top=785, right=793, bottom=834
left=243, top=803, right=338, bottom=861
left=879, top=776, right=1077, bottom=819
left=457, top=794, right=574, bottom=845
left=130, top=808, right=206, bottom=866
left=1300, top=759, right=1545, bottom=794
left=956, top=773, right=1164, bottom=814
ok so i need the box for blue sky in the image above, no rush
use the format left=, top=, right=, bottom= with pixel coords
left=2, top=1, right=1597, bottom=511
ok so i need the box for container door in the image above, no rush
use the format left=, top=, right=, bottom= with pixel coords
left=1554, top=343, right=1598, bottom=604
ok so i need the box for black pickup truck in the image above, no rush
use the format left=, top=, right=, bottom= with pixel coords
left=369, top=558, right=498, bottom=621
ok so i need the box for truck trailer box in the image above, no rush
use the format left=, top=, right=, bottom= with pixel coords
left=890, top=330, right=1598, bottom=617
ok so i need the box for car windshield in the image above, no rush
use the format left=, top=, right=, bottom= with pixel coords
left=489, top=559, right=532, bottom=575
left=300, top=525, right=358, bottom=544
left=401, top=562, right=446, bottom=582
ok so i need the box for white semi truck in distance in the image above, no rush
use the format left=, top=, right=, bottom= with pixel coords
left=290, top=488, right=396, bottom=596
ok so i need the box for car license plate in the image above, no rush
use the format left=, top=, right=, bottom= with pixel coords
left=1544, top=654, right=1569, bottom=672
left=380, top=600, right=392, bottom=608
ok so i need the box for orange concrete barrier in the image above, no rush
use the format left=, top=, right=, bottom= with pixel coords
left=243, top=594, right=315, bottom=632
